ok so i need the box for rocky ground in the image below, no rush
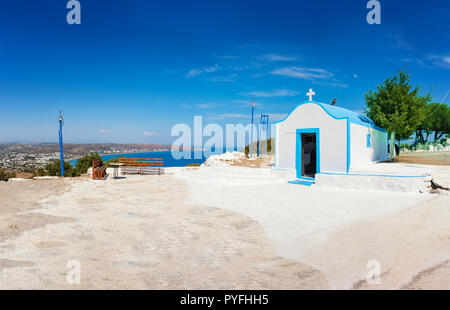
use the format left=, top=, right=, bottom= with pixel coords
left=0, top=176, right=327, bottom=289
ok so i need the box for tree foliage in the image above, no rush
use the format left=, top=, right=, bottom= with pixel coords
left=44, top=160, right=79, bottom=177
left=0, top=169, right=16, bottom=181
left=34, top=153, right=106, bottom=177
left=75, top=152, right=103, bottom=174
left=103, top=157, right=119, bottom=167
left=364, top=71, right=430, bottom=140
left=416, top=103, right=450, bottom=144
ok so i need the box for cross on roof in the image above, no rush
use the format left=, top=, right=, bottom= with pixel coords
left=307, top=88, right=316, bottom=101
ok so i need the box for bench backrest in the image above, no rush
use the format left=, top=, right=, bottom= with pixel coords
left=119, top=158, right=164, bottom=167
left=92, top=158, right=106, bottom=180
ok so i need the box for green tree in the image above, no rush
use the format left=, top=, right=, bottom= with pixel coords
left=364, top=71, right=430, bottom=159
left=45, top=160, right=78, bottom=177
left=415, top=103, right=434, bottom=144
left=427, top=103, right=450, bottom=141
left=75, top=152, right=103, bottom=175
left=416, top=103, right=450, bottom=143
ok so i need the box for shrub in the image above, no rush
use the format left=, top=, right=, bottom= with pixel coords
left=45, top=160, right=79, bottom=177
left=185, top=163, right=201, bottom=167
left=104, top=157, right=119, bottom=168
left=0, top=169, right=16, bottom=182
left=75, top=153, right=103, bottom=174
left=34, top=168, right=47, bottom=177
left=400, top=143, right=411, bottom=150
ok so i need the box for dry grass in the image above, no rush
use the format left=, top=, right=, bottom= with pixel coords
left=396, top=151, right=450, bottom=166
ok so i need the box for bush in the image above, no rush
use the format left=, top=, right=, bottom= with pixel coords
left=45, top=160, right=79, bottom=177
left=0, top=169, right=16, bottom=182
left=75, top=153, right=103, bottom=174
left=400, top=143, right=411, bottom=150
left=104, top=157, right=119, bottom=168
left=34, top=168, right=47, bottom=177
left=185, top=163, right=201, bottom=167
left=267, top=138, right=272, bottom=153
left=244, top=138, right=273, bottom=156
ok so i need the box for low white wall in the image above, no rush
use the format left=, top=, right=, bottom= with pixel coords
left=315, top=173, right=430, bottom=193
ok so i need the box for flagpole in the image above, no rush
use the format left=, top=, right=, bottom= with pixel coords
left=58, top=111, right=64, bottom=177
left=250, top=98, right=255, bottom=157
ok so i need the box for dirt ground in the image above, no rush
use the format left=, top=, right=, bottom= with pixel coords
left=1, top=164, right=449, bottom=290
left=4, top=170, right=33, bottom=179
left=176, top=164, right=450, bottom=289
left=0, top=179, right=75, bottom=243
left=231, top=155, right=274, bottom=169
left=0, top=176, right=328, bottom=289
left=397, top=151, right=450, bottom=166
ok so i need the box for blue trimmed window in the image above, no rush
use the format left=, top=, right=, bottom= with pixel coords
left=366, top=134, right=371, bottom=147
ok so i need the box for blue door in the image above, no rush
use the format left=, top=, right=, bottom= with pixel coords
left=296, top=129, right=320, bottom=179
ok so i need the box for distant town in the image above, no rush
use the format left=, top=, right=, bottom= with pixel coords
left=0, top=143, right=170, bottom=172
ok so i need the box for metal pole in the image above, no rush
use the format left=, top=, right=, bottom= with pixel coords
left=259, top=114, right=269, bottom=158
left=266, top=115, right=269, bottom=157
left=58, top=112, right=64, bottom=177
left=257, top=120, right=260, bottom=157
left=250, top=99, right=255, bottom=157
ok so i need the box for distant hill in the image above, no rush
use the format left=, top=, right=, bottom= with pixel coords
left=0, top=143, right=172, bottom=158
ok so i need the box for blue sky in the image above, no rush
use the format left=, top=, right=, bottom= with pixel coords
left=0, top=0, right=449, bottom=144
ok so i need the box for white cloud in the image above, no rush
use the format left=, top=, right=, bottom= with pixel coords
left=429, top=55, right=450, bottom=68
left=271, top=67, right=333, bottom=80
left=262, top=53, right=298, bottom=62
left=196, top=103, right=226, bottom=109
left=247, top=89, right=300, bottom=98
left=143, top=131, right=158, bottom=136
left=186, top=68, right=203, bottom=78
left=99, top=129, right=111, bottom=134
left=180, top=103, right=193, bottom=109
left=353, top=74, right=359, bottom=79
left=186, top=64, right=220, bottom=77
left=329, top=82, right=349, bottom=89
left=269, top=113, right=288, bottom=122
left=208, top=73, right=238, bottom=82
left=271, top=67, right=348, bottom=88
left=389, top=34, right=413, bottom=50
left=203, top=64, right=220, bottom=72
left=206, top=113, right=251, bottom=120
left=232, top=99, right=263, bottom=108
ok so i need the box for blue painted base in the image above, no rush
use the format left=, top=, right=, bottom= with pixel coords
left=288, top=179, right=315, bottom=186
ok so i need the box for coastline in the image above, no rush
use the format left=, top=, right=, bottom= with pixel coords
left=69, top=150, right=207, bottom=168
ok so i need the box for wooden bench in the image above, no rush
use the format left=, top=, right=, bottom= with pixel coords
left=92, top=158, right=107, bottom=180
left=119, top=158, right=164, bottom=175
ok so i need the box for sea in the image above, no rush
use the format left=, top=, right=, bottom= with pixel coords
left=69, top=150, right=216, bottom=167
